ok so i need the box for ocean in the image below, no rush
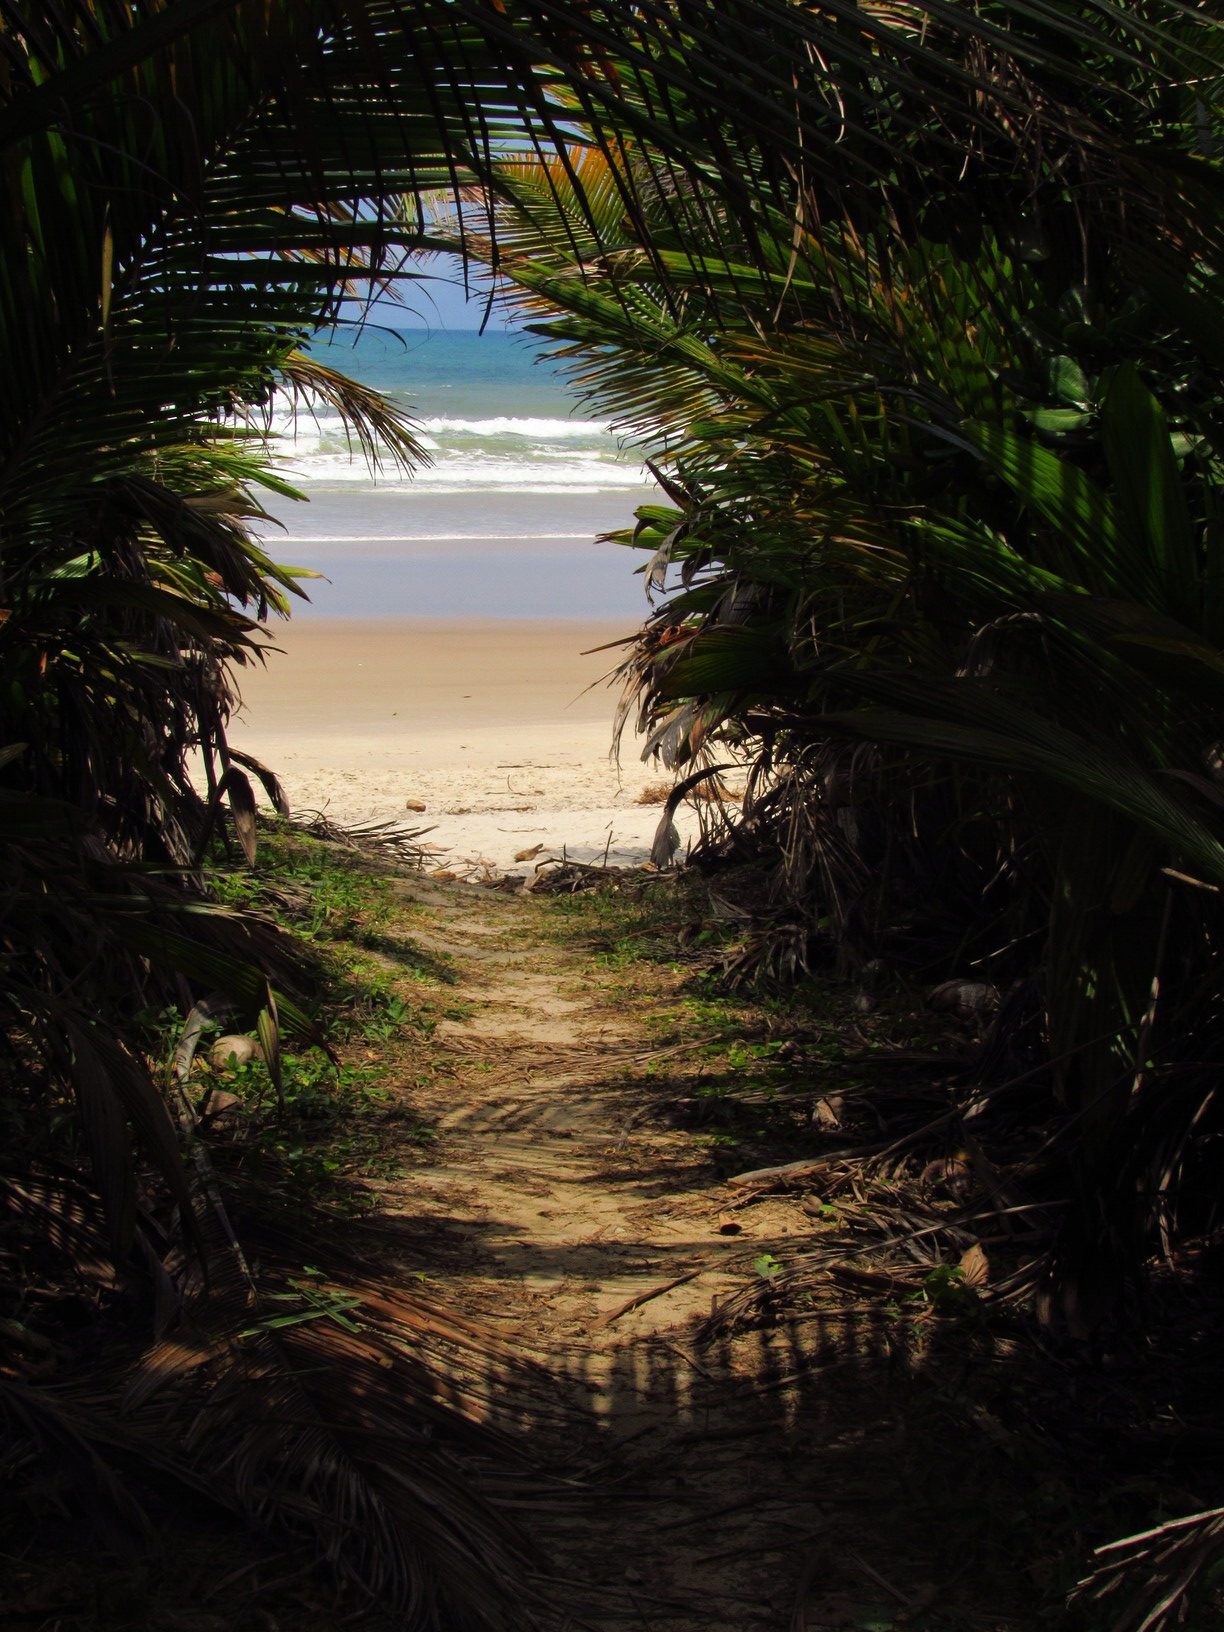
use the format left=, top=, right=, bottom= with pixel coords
left=253, top=325, right=657, bottom=619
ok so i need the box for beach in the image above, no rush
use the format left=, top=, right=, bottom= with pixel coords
left=228, top=618, right=694, bottom=875
left=225, top=325, right=697, bottom=874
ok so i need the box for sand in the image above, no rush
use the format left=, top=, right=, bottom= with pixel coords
left=226, top=619, right=698, bottom=875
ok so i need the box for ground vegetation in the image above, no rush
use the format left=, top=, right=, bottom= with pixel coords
left=12, top=844, right=1224, bottom=1631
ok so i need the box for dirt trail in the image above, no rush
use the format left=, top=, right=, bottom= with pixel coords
left=365, top=875, right=989, bottom=1632
left=389, top=877, right=756, bottom=1345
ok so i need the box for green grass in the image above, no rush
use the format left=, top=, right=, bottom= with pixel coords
left=532, top=876, right=881, bottom=1163
left=209, top=821, right=398, bottom=940
left=201, top=1047, right=422, bottom=1204
left=537, top=874, right=714, bottom=964
left=192, top=823, right=457, bottom=1207
left=533, top=875, right=971, bottom=1181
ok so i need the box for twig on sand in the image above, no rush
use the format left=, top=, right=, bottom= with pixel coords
left=790, top=1536, right=830, bottom=1632
left=602, top=1268, right=703, bottom=1327
left=658, top=1493, right=785, bottom=1532
left=291, top=808, right=433, bottom=864
left=632, top=1035, right=726, bottom=1064
left=544, top=1575, right=707, bottom=1616
left=653, top=1337, right=718, bottom=1383
left=732, top=1355, right=858, bottom=1398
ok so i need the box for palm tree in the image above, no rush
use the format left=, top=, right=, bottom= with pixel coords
left=432, top=9, right=1224, bottom=1339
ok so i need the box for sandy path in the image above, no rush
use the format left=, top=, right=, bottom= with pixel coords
left=369, top=876, right=948, bottom=1632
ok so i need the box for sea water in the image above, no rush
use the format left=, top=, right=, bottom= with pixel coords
left=252, top=325, right=657, bottom=619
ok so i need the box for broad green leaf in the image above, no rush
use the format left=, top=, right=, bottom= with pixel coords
left=827, top=673, right=1224, bottom=887
left=1047, top=355, right=1091, bottom=407
left=964, top=420, right=1142, bottom=599
left=1024, top=407, right=1092, bottom=436
left=1100, top=363, right=1196, bottom=618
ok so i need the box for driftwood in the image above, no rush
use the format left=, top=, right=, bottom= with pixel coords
left=724, top=1156, right=825, bottom=1191
left=525, top=859, right=673, bottom=897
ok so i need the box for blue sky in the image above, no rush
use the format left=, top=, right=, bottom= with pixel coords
left=339, top=253, right=509, bottom=331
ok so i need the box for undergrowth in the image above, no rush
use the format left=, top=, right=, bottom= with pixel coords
left=531, top=870, right=1224, bottom=1632
left=536, top=871, right=953, bottom=1171
left=195, top=823, right=462, bottom=1207
left=8, top=841, right=1224, bottom=1631
left=0, top=824, right=531, bottom=1632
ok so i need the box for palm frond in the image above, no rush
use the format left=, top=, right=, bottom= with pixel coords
left=1072, top=1507, right=1224, bottom=1632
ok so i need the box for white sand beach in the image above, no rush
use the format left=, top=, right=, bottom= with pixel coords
left=227, top=619, right=699, bottom=875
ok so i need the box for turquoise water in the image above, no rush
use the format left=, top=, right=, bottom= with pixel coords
left=257, top=325, right=655, bottom=619
left=307, top=325, right=577, bottom=417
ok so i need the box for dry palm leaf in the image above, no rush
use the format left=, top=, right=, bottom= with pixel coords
left=1071, top=1507, right=1224, bottom=1632
left=3, top=1150, right=571, bottom=1630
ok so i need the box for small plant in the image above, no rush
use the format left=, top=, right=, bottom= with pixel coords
left=210, top=824, right=394, bottom=943
left=912, top=1263, right=977, bottom=1317
left=693, top=1130, right=742, bottom=1150
left=359, top=993, right=411, bottom=1040
left=239, top=1274, right=366, bottom=1338
left=725, top=1039, right=785, bottom=1071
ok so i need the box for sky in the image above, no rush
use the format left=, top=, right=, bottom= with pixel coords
left=338, top=253, right=506, bottom=331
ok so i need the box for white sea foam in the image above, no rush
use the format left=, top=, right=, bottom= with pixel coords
left=256, top=401, right=646, bottom=493
left=271, top=462, right=650, bottom=494
left=417, top=415, right=612, bottom=438
left=264, top=409, right=612, bottom=443
left=271, top=449, right=650, bottom=493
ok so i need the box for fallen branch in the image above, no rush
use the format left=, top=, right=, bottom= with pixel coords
left=846, top=1551, right=917, bottom=1610
left=725, top=1156, right=826, bottom=1191
left=633, top=1034, right=731, bottom=1064
left=652, top=1337, right=718, bottom=1383
left=601, top=1268, right=702, bottom=1326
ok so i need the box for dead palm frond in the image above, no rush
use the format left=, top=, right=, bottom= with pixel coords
left=1071, top=1507, right=1224, bottom=1632
left=2, top=1158, right=570, bottom=1630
